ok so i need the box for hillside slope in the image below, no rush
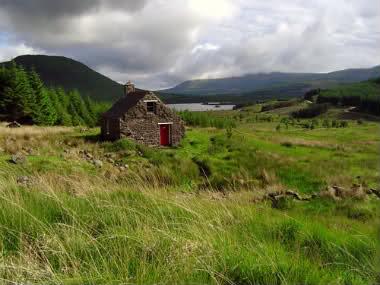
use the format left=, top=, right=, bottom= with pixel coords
left=1, top=55, right=123, bottom=102
left=317, top=78, right=380, bottom=115
left=162, top=66, right=380, bottom=96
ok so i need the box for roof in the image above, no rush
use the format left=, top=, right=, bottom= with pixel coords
left=103, top=88, right=149, bottom=118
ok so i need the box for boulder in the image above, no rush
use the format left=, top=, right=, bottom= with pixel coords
left=17, top=176, right=31, bottom=186
left=93, top=159, right=103, bottom=168
left=6, top=121, right=21, bottom=128
left=10, top=153, right=27, bottom=164
left=106, top=158, right=115, bottom=164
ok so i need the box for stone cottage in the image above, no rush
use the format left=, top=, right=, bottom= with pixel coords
left=101, top=81, right=185, bottom=146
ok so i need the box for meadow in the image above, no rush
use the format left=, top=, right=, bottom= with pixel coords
left=0, top=104, right=379, bottom=284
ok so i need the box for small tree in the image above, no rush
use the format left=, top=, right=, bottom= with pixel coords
left=322, top=119, right=330, bottom=128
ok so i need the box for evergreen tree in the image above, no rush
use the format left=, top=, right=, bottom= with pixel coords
left=50, top=88, right=72, bottom=126
left=1, top=62, right=34, bottom=121
left=84, top=96, right=96, bottom=127
left=68, top=90, right=90, bottom=126
left=35, top=88, right=57, bottom=125
left=18, top=66, right=36, bottom=122
left=0, top=65, right=100, bottom=126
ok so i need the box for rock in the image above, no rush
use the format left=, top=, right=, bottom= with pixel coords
left=17, top=176, right=31, bottom=186
left=350, top=183, right=366, bottom=199
left=106, top=158, right=115, bottom=164
left=104, top=153, right=116, bottom=159
left=6, top=121, right=21, bottom=128
left=332, top=185, right=347, bottom=198
left=22, top=147, right=34, bottom=155
left=367, top=188, right=380, bottom=198
left=83, top=150, right=93, bottom=158
left=10, top=153, right=26, bottom=164
left=93, top=159, right=103, bottom=168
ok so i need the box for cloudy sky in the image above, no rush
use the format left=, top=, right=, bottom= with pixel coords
left=0, top=0, right=379, bottom=89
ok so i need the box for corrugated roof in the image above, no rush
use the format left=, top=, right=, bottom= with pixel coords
left=102, top=89, right=148, bottom=118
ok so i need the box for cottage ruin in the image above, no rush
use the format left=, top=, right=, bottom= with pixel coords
left=101, top=81, right=185, bottom=146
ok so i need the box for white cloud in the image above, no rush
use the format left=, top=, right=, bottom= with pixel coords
left=191, top=43, right=220, bottom=54
left=0, top=42, right=42, bottom=62
left=0, top=0, right=379, bottom=89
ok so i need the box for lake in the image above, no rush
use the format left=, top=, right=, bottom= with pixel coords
left=168, top=103, right=235, bottom=111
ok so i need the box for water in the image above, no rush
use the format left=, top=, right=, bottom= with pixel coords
left=168, top=103, right=235, bottom=111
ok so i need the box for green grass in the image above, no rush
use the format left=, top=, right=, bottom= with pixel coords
left=0, top=108, right=379, bottom=284
left=0, top=179, right=378, bottom=284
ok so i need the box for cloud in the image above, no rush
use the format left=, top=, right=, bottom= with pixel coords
left=0, top=0, right=379, bottom=89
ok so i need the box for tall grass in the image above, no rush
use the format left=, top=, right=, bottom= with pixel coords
left=0, top=173, right=378, bottom=284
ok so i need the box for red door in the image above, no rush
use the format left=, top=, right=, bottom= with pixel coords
left=160, top=124, right=170, bottom=146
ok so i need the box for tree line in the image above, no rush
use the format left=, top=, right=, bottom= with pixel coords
left=311, top=79, right=380, bottom=116
left=0, top=62, right=106, bottom=126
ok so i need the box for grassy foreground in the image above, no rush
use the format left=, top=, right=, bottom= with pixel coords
left=0, top=108, right=379, bottom=284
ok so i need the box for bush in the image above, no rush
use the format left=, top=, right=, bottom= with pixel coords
left=292, top=103, right=330, bottom=118
left=179, top=111, right=236, bottom=129
left=261, top=100, right=299, bottom=112
left=322, top=119, right=330, bottom=128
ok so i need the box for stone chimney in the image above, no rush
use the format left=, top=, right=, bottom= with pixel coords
left=124, top=80, right=135, bottom=95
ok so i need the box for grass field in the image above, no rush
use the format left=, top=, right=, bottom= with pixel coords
left=0, top=106, right=379, bottom=284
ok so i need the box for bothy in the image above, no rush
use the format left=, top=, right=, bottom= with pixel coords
left=101, top=81, right=185, bottom=146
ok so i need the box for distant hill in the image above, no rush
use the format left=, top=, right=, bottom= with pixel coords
left=2, top=55, right=379, bottom=104
left=1, top=55, right=123, bottom=102
left=317, top=77, right=380, bottom=115
left=162, top=66, right=380, bottom=97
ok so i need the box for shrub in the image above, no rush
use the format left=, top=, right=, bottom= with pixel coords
left=179, top=111, right=236, bottom=129
left=322, top=119, right=330, bottom=128
left=292, top=103, right=330, bottom=118
left=281, top=141, right=293, bottom=148
left=261, top=100, right=299, bottom=112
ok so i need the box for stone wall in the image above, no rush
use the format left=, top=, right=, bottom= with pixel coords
left=120, top=93, right=185, bottom=146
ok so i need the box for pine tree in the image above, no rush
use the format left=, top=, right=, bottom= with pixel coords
left=17, top=66, right=36, bottom=122
left=50, top=88, right=72, bottom=126
left=68, top=90, right=90, bottom=126
left=84, top=96, right=96, bottom=127
left=1, top=62, right=34, bottom=122
left=35, top=88, right=57, bottom=125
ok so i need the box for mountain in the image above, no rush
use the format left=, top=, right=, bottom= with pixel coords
left=162, top=66, right=380, bottom=96
left=1, top=55, right=123, bottom=102
left=2, top=54, right=379, bottom=103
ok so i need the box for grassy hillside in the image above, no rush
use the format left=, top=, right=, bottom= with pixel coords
left=0, top=106, right=379, bottom=283
left=1, top=55, right=123, bottom=102
left=162, top=66, right=380, bottom=96
left=317, top=78, right=380, bottom=115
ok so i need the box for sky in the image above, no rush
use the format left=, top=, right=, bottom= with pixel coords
left=0, top=0, right=379, bottom=89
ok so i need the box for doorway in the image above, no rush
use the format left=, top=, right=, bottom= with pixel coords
left=159, top=124, right=171, bottom=146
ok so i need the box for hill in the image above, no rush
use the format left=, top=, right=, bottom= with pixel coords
left=317, top=78, right=380, bottom=115
left=162, top=66, right=380, bottom=97
left=1, top=55, right=123, bottom=102
left=2, top=55, right=379, bottom=104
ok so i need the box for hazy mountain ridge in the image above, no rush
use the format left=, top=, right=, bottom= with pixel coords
left=162, top=66, right=380, bottom=95
left=2, top=55, right=379, bottom=103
